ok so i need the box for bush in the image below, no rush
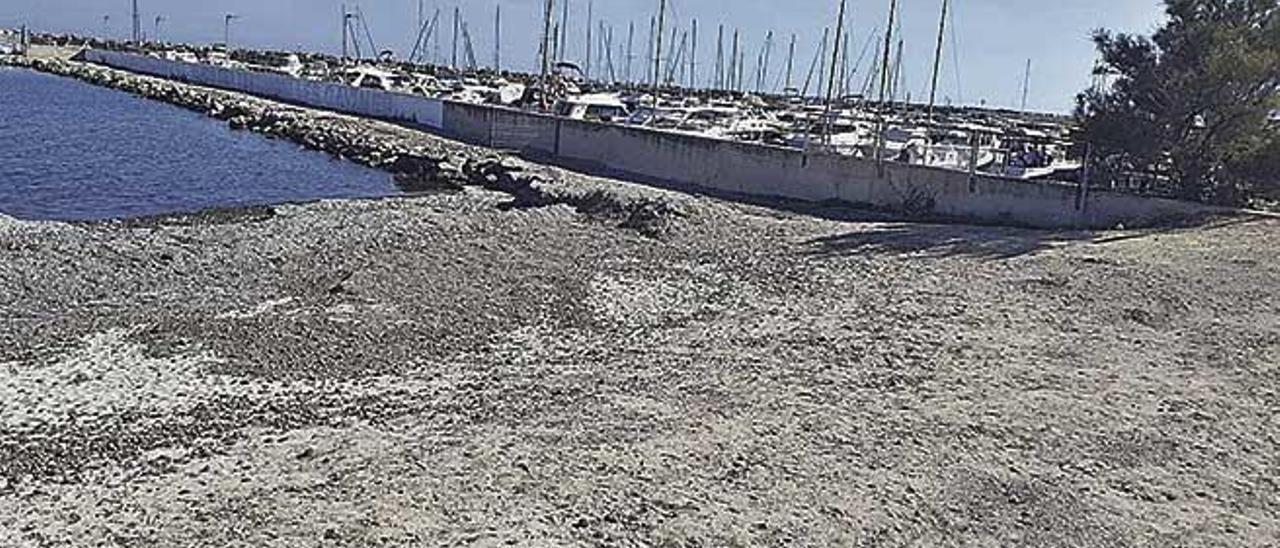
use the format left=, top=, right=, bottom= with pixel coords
left=1077, top=0, right=1280, bottom=206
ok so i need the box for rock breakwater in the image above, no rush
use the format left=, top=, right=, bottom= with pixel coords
left=1, top=55, right=683, bottom=236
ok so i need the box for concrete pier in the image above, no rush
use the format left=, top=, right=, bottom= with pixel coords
left=3, top=44, right=1279, bottom=548
left=66, top=49, right=1231, bottom=229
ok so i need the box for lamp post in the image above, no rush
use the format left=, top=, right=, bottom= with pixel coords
left=131, top=0, right=141, bottom=43
left=341, top=7, right=359, bottom=60
left=224, top=14, right=240, bottom=51
left=154, top=15, right=165, bottom=43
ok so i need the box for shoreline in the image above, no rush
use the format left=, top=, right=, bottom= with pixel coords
left=2, top=163, right=1277, bottom=545
left=1, top=54, right=1278, bottom=547
left=0, top=56, right=687, bottom=235
left=8, top=54, right=1269, bottom=229
left=0, top=55, right=501, bottom=192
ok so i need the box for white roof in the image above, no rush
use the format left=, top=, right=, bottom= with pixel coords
left=568, top=93, right=626, bottom=108
left=343, top=65, right=398, bottom=79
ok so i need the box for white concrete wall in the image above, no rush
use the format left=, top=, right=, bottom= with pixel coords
left=549, top=118, right=1071, bottom=226
left=550, top=118, right=1224, bottom=228
left=83, top=49, right=1225, bottom=228
left=82, top=49, right=444, bottom=130
left=442, top=101, right=559, bottom=155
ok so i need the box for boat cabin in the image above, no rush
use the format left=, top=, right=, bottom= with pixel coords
left=556, top=93, right=629, bottom=122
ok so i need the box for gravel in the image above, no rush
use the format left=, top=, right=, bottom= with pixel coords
left=1, top=69, right=1278, bottom=547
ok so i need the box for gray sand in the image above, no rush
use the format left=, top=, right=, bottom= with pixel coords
left=2, top=96, right=1278, bottom=547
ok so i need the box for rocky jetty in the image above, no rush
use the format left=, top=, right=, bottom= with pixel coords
left=4, top=53, right=1280, bottom=548
left=2, top=56, right=682, bottom=236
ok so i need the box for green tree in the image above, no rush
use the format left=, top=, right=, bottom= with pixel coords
left=1077, top=0, right=1280, bottom=205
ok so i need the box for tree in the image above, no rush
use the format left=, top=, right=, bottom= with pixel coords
left=1076, top=0, right=1280, bottom=205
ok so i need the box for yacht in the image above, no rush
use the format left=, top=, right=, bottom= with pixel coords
left=555, top=93, right=629, bottom=122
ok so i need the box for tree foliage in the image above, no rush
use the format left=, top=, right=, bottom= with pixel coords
left=1077, top=0, right=1280, bottom=205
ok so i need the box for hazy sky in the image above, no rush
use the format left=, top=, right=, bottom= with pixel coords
left=1, top=0, right=1166, bottom=112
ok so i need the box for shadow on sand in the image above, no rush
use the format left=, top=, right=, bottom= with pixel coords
left=803, top=223, right=1095, bottom=261
left=803, top=214, right=1274, bottom=261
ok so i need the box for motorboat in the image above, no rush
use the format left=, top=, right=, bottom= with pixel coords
left=162, top=50, right=199, bottom=63
left=491, top=81, right=527, bottom=106
left=721, top=117, right=788, bottom=144
left=676, top=106, right=740, bottom=135
left=341, top=66, right=401, bottom=91
left=556, top=93, right=629, bottom=122
left=624, top=106, right=689, bottom=129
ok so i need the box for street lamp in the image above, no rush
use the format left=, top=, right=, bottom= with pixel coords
left=154, top=15, right=165, bottom=43
left=224, top=14, right=240, bottom=51
left=341, top=9, right=359, bottom=60
left=101, top=15, right=111, bottom=40
left=131, top=0, right=140, bottom=43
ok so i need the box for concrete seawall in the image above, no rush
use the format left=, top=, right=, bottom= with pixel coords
left=73, top=49, right=1226, bottom=228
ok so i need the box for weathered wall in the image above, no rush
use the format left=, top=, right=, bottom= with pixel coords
left=81, top=49, right=444, bottom=130
left=441, top=101, right=559, bottom=155
left=544, top=119, right=1222, bottom=228
left=549, top=120, right=1024, bottom=226
left=82, top=49, right=1227, bottom=228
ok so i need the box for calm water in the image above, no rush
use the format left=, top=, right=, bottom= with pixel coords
left=0, top=67, right=396, bottom=221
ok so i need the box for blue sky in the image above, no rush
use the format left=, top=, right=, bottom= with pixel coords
left=1, top=0, right=1165, bottom=112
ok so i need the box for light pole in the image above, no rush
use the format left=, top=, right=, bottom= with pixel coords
left=101, top=15, right=111, bottom=40
left=224, top=14, right=240, bottom=51
left=342, top=8, right=360, bottom=60
left=154, top=15, right=165, bottom=43
left=131, top=0, right=141, bottom=43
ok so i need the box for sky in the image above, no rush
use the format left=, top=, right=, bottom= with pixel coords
left=0, top=0, right=1167, bottom=112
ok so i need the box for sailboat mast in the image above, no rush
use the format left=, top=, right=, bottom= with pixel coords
left=861, top=40, right=881, bottom=96
left=877, top=0, right=898, bottom=107
left=131, top=0, right=140, bottom=43
left=585, top=1, right=593, bottom=79
left=690, top=19, right=698, bottom=90
left=666, top=26, right=678, bottom=83
left=801, top=28, right=827, bottom=98
left=760, top=31, right=774, bottom=93
left=603, top=22, right=615, bottom=82
left=715, top=25, right=724, bottom=90
left=626, top=21, right=635, bottom=82
left=785, top=34, right=796, bottom=92
left=560, top=0, right=570, bottom=60
left=729, top=29, right=740, bottom=92
left=433, top=6, right=442, bottom=64
left=839, top=31, right=850, bottom=97
left=875, top=0, right=900, bottom=165
left=538, top=0, right=555, bottom=108
left=1021, top=58, right=1032, bottom=110
left=647, top=17, right=656, bottom=85
left=654, top=0, right=667, bottom=98
left=341, top=4, right=348, bottom=60
left=927, top=0, right=950, bottom=122
left=494, top=4, right=501, bottom=71
left=409, top=8, right=437, bottom=64
left=671, top=31, right=688, bottom=85
left=462, top=22, right=478, bottom=69
left=823, top=0, right=848, bottom=144
left=452, top=6, right=460, bottom=68
left=358, top=7, right=377, bottom=57
left=816, top=29, right=829, bottom=98
left=890, top=38, right=904, bottom=104
left=413, top=1, right=422, bottom=57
